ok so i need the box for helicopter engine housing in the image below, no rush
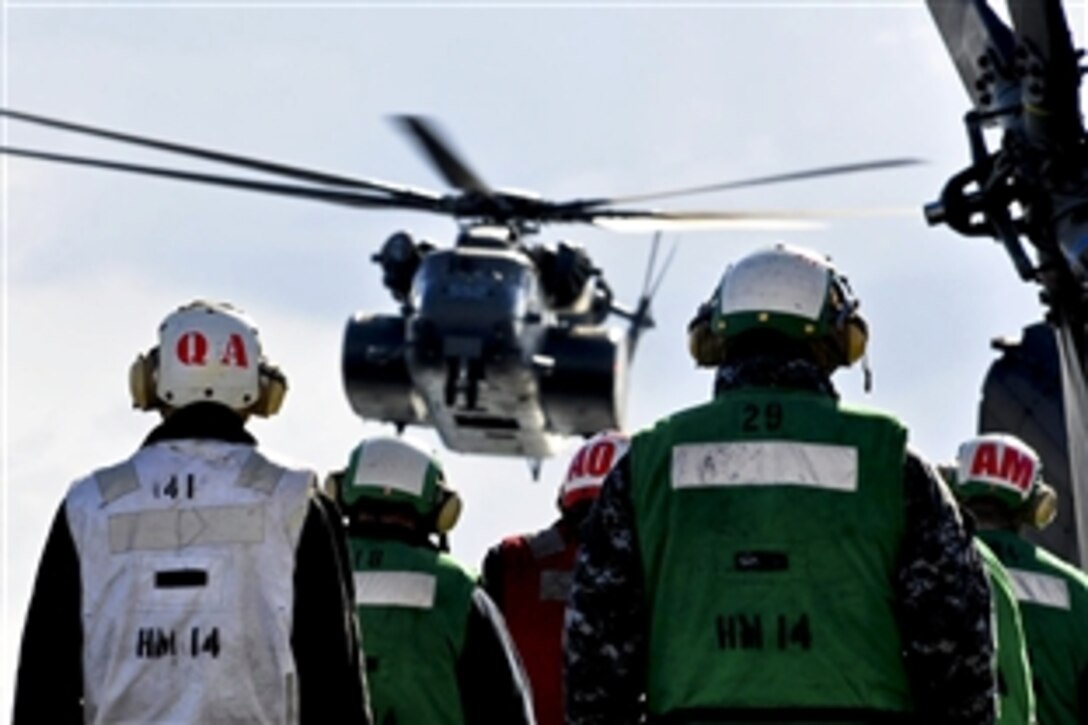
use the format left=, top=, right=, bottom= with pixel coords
left=539, top=326, right=627, bottom=436
left=342, top=313, right=429, bottom=429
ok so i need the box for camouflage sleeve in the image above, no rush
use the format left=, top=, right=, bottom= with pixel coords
left=897, top=449, right=997, bottom=724
left=564, top=453, right=646, bottom=725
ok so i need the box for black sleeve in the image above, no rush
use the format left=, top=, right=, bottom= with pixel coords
left=292, top=492, right=372, bottom=725
left=564, top=454, right=647, bottom=725
left=458, top=587, right=536, bottom=725
left=895, top=450, right=996, bottom=724
left=13, top=503, right=84, bottom=725
left=1078, top=664, right=1088, bottom=724
left=480, top=544, right=506, bottom=611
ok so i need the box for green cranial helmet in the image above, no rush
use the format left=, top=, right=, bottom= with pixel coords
left=338, top=436, right=462, bottom=534
left=953, top=432, right=1057, bottom=529
left=689, top=244, right=868, bottom=370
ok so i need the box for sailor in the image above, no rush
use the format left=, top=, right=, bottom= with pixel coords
left=13, top=300, right=370, bottom=724
left=482, top=430, right=629, bottom=725
left=564, top=244, right=997, bottom=723
left=327, top=436, right=536, bottom=725
left=951, top=433, right=1088, bottom=724
left=939, top=460, right=1036, bottom=724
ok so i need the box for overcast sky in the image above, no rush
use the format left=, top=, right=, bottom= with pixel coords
left=2, top=1, right=1084, bottom=716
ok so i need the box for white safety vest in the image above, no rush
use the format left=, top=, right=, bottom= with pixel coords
left=64, top=439, right=316, bottom=725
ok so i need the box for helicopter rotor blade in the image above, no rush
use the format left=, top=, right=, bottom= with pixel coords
left=392, top=114, right=493, bottom=196
left=579, top=205, right=917, bottom=232
left=561, top=158, right=923, bottom=210
left=1054, top=318, right=1088, bottom=567
left=0, top=145, right=448, bottom=213
left=0, top=107, right=440, bottom=202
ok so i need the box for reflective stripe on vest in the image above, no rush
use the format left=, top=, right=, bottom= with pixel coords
left=108, top=504, right=266, bottom=552
left=354, top=571, right=437, bottom=608
left=96, top=462, right=140, bottom=504
left=672, top=441, right=858, bottom=491
left=1007, top=568, right=1071, bottom=610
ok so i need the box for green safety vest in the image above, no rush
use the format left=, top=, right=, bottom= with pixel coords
left=629, top=387, right=912, bottom=716
left=975, top=538, right=1035, bottom=724
left=348, top=535, right=476, bottom=725
left=980, top=529, right=1088, bottom=725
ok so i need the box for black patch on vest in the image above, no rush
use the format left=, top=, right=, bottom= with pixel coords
left=154, top=568, right=208, bottom=588
left=366, top=656, right=381, bottom=672
left=734, top=550, right=789, bottom=572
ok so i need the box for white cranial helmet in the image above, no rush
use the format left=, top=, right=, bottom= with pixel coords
left=154, top=300, right=264, bottom=410
left=688, top=244, right=868, bottom=371
left=558, top=430, right=630, bottom=512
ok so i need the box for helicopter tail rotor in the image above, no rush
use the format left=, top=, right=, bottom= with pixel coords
left=610, top=231, right=677, bottom=360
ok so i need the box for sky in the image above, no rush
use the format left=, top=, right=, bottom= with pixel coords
left=1, top=0, right=1084, bottom=716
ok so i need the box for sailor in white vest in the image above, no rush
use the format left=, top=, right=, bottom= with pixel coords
left=13, top=300, right=371, bottom=725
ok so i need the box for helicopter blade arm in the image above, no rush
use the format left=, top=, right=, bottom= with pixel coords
left=926, top=0, right=1019, bottom=115
left=0, top=145, right=447, bottom=212
left=1006, top=0, right=1083, bottom=148
left=556, top=158, right=923, bottom=210
left=392, top=115, right=493, bottom=196
left=0, top=107, right=441, bottom=202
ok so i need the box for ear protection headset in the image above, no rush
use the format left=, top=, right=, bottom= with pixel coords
left=429, top=478, right=463, bottom=534
left=129, top=348, right=287, bottom=417
left=1019, top=480, right=1059, bottom=530
left=824, top=275, right=869, bottom=368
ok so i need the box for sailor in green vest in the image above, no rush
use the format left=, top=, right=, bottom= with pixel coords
left=565, top=244, right=997, bottom=724
left=950, top=433, right=1088, bottom=725
left=326, top=436, right=536, bottom=725
left=940, top=462, right=1036, bottom=724
left=979, top=537, right=1038, bottom=724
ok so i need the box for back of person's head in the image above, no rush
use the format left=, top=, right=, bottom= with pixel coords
left=948, top=432, right=1058, bottom=531
left=557, top=430, right=630, bottom=523
left=327, top=436, right=462, bottom=539
left=687, top=244, right=868, bottom=374
left=129, top=300, right=287, bottom=418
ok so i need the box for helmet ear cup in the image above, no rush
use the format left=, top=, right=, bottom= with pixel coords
left=433, top=487, right=462, bottom=534
left=129, top=348, right=159, bottom=411
left=1025, top=482, right=1058, bottom=530
left=688, top=319, right=728, bottom=367
left=842, top=314, right=869, bottom=366
left=251, top=363, right=287, bottom=418
left=323, top=471, right=344, bottom=504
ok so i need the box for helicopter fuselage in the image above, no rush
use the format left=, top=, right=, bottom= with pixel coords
left=343, top=234, right=627, bottom=458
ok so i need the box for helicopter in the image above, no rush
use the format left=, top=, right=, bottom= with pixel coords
left=925, top=0, right=1088, bottom=568
left=0, top=109, right=917, bottom=465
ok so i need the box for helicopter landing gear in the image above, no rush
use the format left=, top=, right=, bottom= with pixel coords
left=444, top=357, right=483, bottom=410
